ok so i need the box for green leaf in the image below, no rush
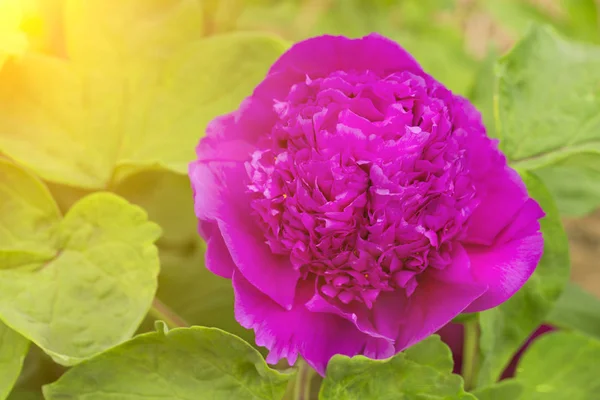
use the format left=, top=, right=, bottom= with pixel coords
left=0, top=157, right=61, bottom=269
left=402, top=335, right=454, bottom=371
left=561, top=0, right=600, bottom=44
left=0, top=321, right=29, bottom=400
left=319, top=335, right=475, bottom=400
left=0, top=159, right=161, bottom=365
left=546, top=282, right=600, bottom=339
left=477, top=171, right=570, bottom=386
left=514, top=332, right=600, bottom=399
left=471, top=380, right=524, bottom=400
left=495, top=25, right=600, bottom=215
left=534, top=154, right=600, bottom=216
left=0, top=0, right=287, bottom=189
left=43, top=327, right=293, bottom=400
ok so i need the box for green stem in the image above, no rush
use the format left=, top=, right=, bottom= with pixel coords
left=462, top=319, right=480, bottom=391
left=294, top=359, right=315, bottom=400
left=149, top=297, right=189, bottom=329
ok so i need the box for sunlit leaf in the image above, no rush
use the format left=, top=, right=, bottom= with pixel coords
left=0, top=0, right=287, bottom=189
left=0, top=159, right=160, bottom=365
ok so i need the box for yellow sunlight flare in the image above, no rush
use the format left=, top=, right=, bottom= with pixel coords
left=0, top=0, right=28, bottom=67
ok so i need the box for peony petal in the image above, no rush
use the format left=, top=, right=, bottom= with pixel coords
left=267, top=34, right=423, bottom=79
left=189, top=160, right=300, bottom=309
left=465, top=167, right=530, bottom=246
left=189, top=160, right=248, bottom=221
left=496, top=198, right=545, bottom=244
left=202, top=221, right=235, bottom=279
left=463, top=230, right=543, bottom=312
left=305, top=289, right=407, bottom=360
left=371, top=291, right=407, bottom=340
left=197, top=97, right=277, bottom=162
left=305, top=291, right=394, bottom=341
left=219, top=218, right=299, bottom=310
left=395, top=246, right=487, bottom=350
left=233, top=272, right=383, bottom=375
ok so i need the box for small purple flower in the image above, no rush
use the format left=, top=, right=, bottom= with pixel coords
left=189, top=34, right=544, bottom=375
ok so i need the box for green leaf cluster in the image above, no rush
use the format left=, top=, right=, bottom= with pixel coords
left=0, top=0, right=288, bottom=397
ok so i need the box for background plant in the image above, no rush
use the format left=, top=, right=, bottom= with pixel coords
left=0, top=0, right=599, bottom=399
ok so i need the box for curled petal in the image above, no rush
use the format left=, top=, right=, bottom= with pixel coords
left=464, top=217, right=543, bottom=312
left=202, top=222, right=235, bottom=279
left=233, top=272, right=389, bottom=375
left=219, top=219, right=299, bottom=310
left=189, top=160, right=248, bottom=222
left=198, top=97, right=276, bottom=160
left=189, top=161, right=300, bottom=309
left=395, top=246, right=487, bottom=350
left=305, top=291, right=394, bottom=342
left=465, top=167, right=531, bottom=246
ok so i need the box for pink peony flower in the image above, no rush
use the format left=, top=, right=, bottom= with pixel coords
left=189, top=34, right=544, bottom=375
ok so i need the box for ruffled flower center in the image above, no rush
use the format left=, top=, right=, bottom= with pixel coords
left=246, top=70, right=478, bottom=308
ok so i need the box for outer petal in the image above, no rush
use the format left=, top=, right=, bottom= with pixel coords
left=496, top=199, right=545, bottom=244
left=198, top=97, right=277, bottom=160
left=395, top=245, right=487, bottom=350
left=267, top=34, right=423, bottom=79
left=463, top=205, right=544, bottom=312
left=201, top=221, right=235, bottom=279
left=305, top=289, right=403, bottom=347
left=189, top=160, right=300, bottom=309
left=233, top=272, right=385, bottom=375
left=304, top=292, right=391, bottom=341
left=218, top=217, right=299, bottom=310
left=189, top=159, right=248, bottom=222
left=465, top=167, right=531, bottom=246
